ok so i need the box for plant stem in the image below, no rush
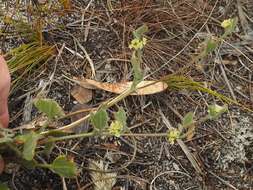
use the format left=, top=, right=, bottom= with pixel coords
left=46, top=131, right=96, bottom=142
left=40, top=87, right=134, bottom=135
left=46, top=131, right=169, bottom=143
left=122, top=133, right=168, bottom=137
left=37, top=163, right=51, bottom=168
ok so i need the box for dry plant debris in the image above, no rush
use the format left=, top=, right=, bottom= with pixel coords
left=69, top=77, right=168, bottom=95
left=88, top=160, right=117, bottom=190
left=71, top=85, right=93, bottom=104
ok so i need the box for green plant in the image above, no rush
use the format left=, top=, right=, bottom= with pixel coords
left=167, top=104, right=228, bottom=144
left=0, top=23, right=241, bottom=182
left=2, top=16, right=55, bottom=93
left=7, top=42, right=55, bottom=92
left=0, top=25, right=148, bottom=178
left=0, top=99, right=78, bottom=178
left=194, top=17, right=238, bottom=64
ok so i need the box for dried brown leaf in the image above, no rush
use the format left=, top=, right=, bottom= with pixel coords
left=186, top=124, right=196, bottom=141
left=75, top=79, right=168, bottom=95
left=71, top=85, right=92, bottom=104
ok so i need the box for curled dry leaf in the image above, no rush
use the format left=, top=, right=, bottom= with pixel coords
left=71, top=85, right=92, bottom=104
left=74, top=78, right=168, bottom=95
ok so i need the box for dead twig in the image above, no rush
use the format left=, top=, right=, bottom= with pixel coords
left=218, top=61, right=237, bottom=101
left=208, top=171, right=238, bottom=190
left=75, top=40, right=96, bottom=79
left=237, top=0, right=250, bottom=35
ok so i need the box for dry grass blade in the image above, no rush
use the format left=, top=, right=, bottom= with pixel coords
left=6, top=42, right=55, bottom=92
left=75, top=40, right=96, bottom=78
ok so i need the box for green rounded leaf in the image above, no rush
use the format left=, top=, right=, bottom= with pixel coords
left=49, top=155, right=77, bottom=178
left=182, top=112, right=194, bottom=127
left=208, top=104, right=228, bottom=119
left=133, top=24, right=148, bottom=39
left=34, top=98, right=65, bottom=120
left=205, top=38, right=218, bottom=54
left=22, top=131, right=41, bottom=161
left=131, top=51, right=144, bottom=86
left=114, top=107, right=127, bottom=128
left=90, top=108, right=108, bottom=130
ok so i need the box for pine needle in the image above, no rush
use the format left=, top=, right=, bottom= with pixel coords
left=162, top=75, right=236, bottom=104
left=6, top=42, right=55, bottom=92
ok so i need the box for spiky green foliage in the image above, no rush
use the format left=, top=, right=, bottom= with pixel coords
left=162, top=75, right=236, bottom=104
left=6, top=42, right=55, bottom=92
left=3, top=18, right=55, bottom=92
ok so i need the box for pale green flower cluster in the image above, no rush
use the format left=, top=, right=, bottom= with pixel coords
left=167, top=129, right=180, bottom=144
left=129, top=37, right=147, bottom=50
left=221, top=19, right=233, bottom=29
left=109, top=121, right=123, bottom=137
